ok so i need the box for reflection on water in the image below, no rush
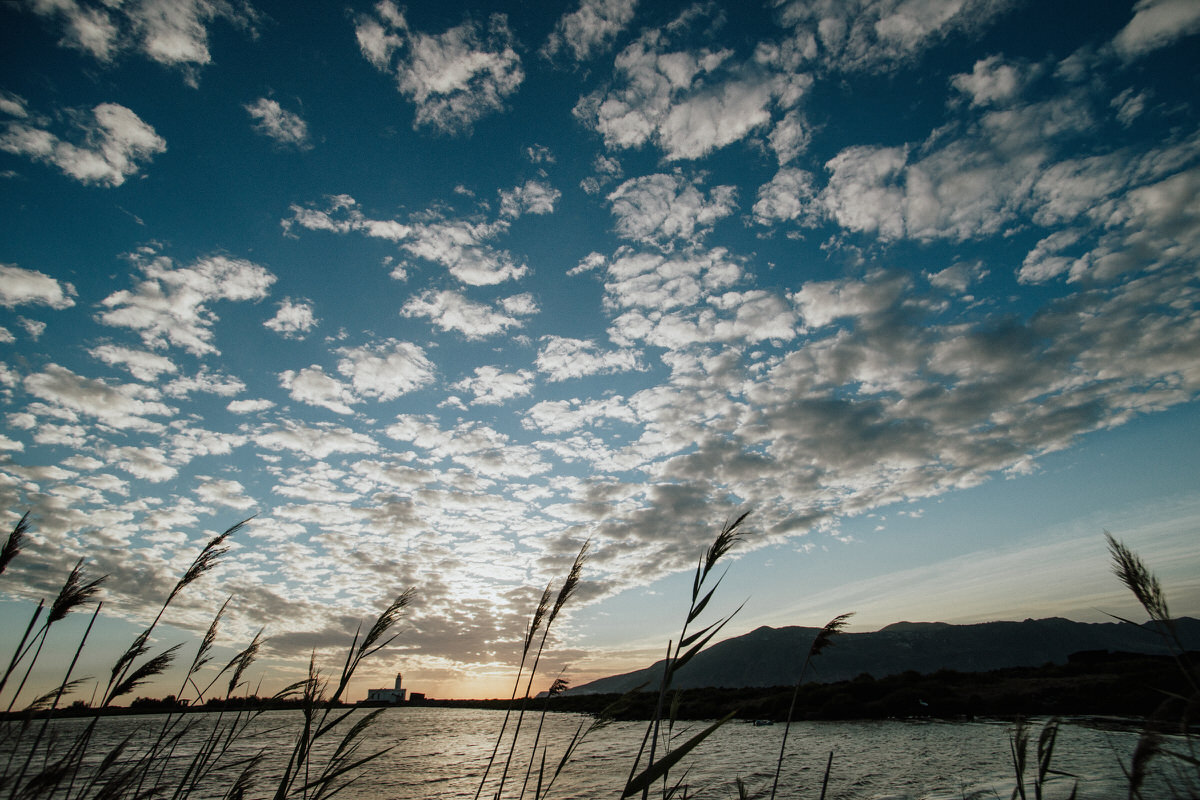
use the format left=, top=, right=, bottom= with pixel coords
left=5, top=708, right=1172, bottom=799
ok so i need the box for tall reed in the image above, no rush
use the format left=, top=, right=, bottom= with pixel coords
left=1104, top=532, right=1199, bottom=799
left=768, top=612, right=852, bottom=800
left=622, top=511, right=750, bottom=800
left=478, top=538, right=589, bottom=800
left=0, top=511, right=415, bottom=800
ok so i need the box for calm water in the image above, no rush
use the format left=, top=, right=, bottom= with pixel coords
left=7, top=707, right=1185, bottom=799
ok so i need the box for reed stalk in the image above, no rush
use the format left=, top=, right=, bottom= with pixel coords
left=768, top=612, right=852, bottom=800
left=493, top=540, right=588, bottom=800
left=624, top=512, right=749, bottom=800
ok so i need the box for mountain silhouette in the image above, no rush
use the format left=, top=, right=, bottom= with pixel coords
left=568, top=617, right=1200, bottom=694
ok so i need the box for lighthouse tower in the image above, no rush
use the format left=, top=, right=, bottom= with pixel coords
left=393, top=673, right=403, bottom=692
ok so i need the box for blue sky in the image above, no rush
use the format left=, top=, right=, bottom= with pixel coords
left=1, top=0, right=1199, bottom=700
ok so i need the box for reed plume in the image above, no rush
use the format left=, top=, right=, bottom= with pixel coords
left=494, top=540, right=589, bottom=800
left=0, top=511, right=30, bottom=577
left=626, top=512, right=750, bottom=800
left=769, top=612, right=853, bottom=800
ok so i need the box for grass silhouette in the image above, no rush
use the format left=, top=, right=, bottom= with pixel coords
left=1, top=510, right=1196, bottom=799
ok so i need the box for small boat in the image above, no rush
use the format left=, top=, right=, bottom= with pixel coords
left=753, top=719, right=775, bottom=726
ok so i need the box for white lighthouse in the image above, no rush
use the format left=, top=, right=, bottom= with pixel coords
left=365, top=672, right=407, bottom=704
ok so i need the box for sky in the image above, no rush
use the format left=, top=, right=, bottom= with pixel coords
left=1, top=0, right=1199, bottom=702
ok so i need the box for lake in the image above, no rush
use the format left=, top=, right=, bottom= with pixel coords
left=3, top=707, right=1181, bottom=799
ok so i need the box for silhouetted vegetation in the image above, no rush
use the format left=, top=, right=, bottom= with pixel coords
left=2, top=508, right=1198, bottom=799
left=0, top=511, right=414, bottom=799
left=461, top=649, right=1196, bottom=723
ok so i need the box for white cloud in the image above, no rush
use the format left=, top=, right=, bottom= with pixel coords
left=385, top=415, right=551, bottom=479
left=195, top=477, right=256, bottom=510
left=523, top=396, right=635, bottom=434
left=768, top=109, right=812, bottom=165
left=0, top=264, right=77, bottom=309
left=98, top=252, right=276, bottom=355
left=227, top=398, right=274, bottom=414
left=28, top=0, right=258, bottom=81
left=542, top=0, right=637, bottom=62
left=264, top=298, right=319, bottom=338
left=951, top=55, right=1028, bottom=108
left=280, top=366, right=358, bottom=415
left=453, top=365, right=535, bottom=405
left=1111, top=88, right=1151, bottom=127
left=819, top=145, right=908, bottom=239
left=753, top=167, right=818, bottom=226
left=283, top=195, right=528, bottom=286
left=245, top=98, right=311, bottom=149
left=109, top=444, right=177, bottom=482
left=573, top=14, right=796, bottom=161
left=791, top=273, right=909, bottom=329
left=18, top=318, right=46, bottom=340
left=498, top=180, right=561, bottom=219
left=607, top=173, right=737, bottom=251
left=1111, top=0, right=1200, bottom=61
left=568, top=251, right=607, bottom=276
left=354, top=2, right=524, bottom=134
left=23, top=363, right=174, bottom=433
left=401, top=289, right=537, bottom=339
left=604, top=248, right=743, bottom=312
left=536, top=336, right=642, bottom=381
left=90, top=344, right=177, bottom=381
left=774, top=0, right=1015, bottom=73
left=0, top=102, right=165, bottom=187
left=335, top=339, right=436, bottom=400
left=256, top=420, right=379, bottom=460
left=163, top=367, right=245, bottom=398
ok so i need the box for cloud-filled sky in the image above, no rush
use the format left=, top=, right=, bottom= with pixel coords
left=1, top=0, right=1199, bottom=700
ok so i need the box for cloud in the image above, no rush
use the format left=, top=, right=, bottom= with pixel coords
left=354, top=2, right=523, bottom=134
left=603, top=248, right=743, bottom=312
left=385, top=415, right=551, bottom=479
left=27, top=0, right=258, bottom=81
left=23, top=363, right=174, bottom=433
left=98, top=252, right=276, bottom=355
left=264, top=298, right=319, bottom=338
left=401, top=289, right=537, bottom=339
left=951, top=55, right=1029, bottom=108
left=195, top=477, right=256, bottom=510
left=607, top=173, right=737, bottom=251
left=523, top=396, right=635, bottom=435
left=227, top=397, right=274, bottom=414
left=536, top=336, right=642, bottom=381
left=542, top=0, right=638, bottom=62
left=108, top=444, right=177, bottom=482
left=335, top=339, right=436, bottom=400
left=283, top=194, right=529, bottom=285
left=0, top=264, right=77, bottom=309
left=773, top=0, right=1015, bottom=73
left=791, top=272, right=910, bottom=329
left=1111, top=0, right=1200, bottom=61
left=767, top=109, right=812, bottom=165
left=256, top=420, right=379, bottom=460
left=573, top=12, right=799, bottom=160
left=0, top=102, right=165, bottom=187
left=498, top=180, right=561, bottom=219
left=163, top=367, right=245, bottom=398
left=245, top=98, right=311, bottom=149
left=752, top=167, right=818, bottom=226
left=280, top=366, right=358, bottom=415
left=90, top=344, right=177, bottom=381
left=453, top=366, right=535, bottom=405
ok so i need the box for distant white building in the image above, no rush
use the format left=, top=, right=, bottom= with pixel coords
left=365, top=673, right=406, bottom=704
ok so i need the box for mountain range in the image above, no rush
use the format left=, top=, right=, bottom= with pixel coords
left=568, top=617, right=1200, bottom=695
